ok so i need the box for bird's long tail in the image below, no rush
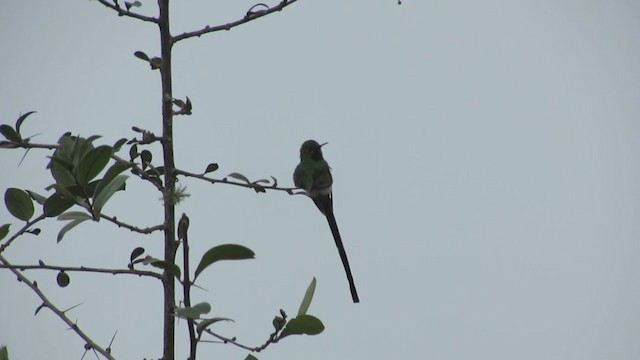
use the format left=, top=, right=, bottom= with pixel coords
left=318, top=196, right=359, bottom=303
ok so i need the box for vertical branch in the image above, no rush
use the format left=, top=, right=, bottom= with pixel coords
left=178, top=214, right=197, bottom=359
left=158, top=1, right=177, bottom=359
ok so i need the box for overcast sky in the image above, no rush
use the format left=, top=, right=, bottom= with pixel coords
left=1, top=1, right=640, bottom=359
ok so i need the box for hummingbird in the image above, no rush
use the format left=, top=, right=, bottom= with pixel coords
left=293, top=140, right=359, bottom=303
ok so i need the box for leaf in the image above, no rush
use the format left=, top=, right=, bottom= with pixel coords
left=134, top=51, right=149, bottom=61
left=94, top=163, right=131, bottom=200
left=0, top=124, right=21, bottom=143
left=204, top=163, right=219, bottom=174
left=174, top=302, right=211, bottom=319
left=226, top=172, right=250, bottom=184
left=124, top=1, right=142, bottom=10
left=93, top=174, right=128, bottom=215
left=130, top=247, right=145, bottom=263
left=194, top=244, right=255, bottom=279
left=140, top=149, right=152, bottom=166
left=26, top=190, right=47, bottom=205
left=0, top=224, right=10, bottom=241
left=196, top=317, right=234, bottom=335
left=76, top=145, right=113, bottom=185
left=5, top=188, right=34, bottom=221
left=279, top=315, right=325, bottom=338
left=244, top=354, right=258, bottom=360
left=15, top=111, right=36, bottom=134
left=0, top=345, right=8, bottom=360
left=113, top=138, right=128, bottom=151
left=56, top=271, right=70, bottom=287
left=44, top=193, right=75, bottom=217
left=57, top=218, right=89, bottom=242
left=149, top=259, right=181, bottom=279
left=129, top=144, right=138, bottom=161
left=57, top=211, right=92, bottom=221
left=297, top=277, right=316, bottom=316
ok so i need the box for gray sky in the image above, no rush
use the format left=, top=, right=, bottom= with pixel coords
left=1, top=0, right=640, bottom=359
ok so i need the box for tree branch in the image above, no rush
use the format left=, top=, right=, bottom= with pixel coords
left=0, top=262, right=162, bottom=279
left=100, top=213, right=165, bottom=234
left=94, top=0, right=159, bottom=23
left=0, top=254, right=116, bottom=360
left=175, top=169, right=298, bottom=194
left=173, top=0, right=300, bottom=43
left=0, top=214, right=46, bottom=254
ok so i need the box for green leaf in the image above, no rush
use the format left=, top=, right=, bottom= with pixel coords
left=204, top=163, right=219, bottom=174
left=174, top=302, right=211, bottom=319
left=140, top=150, right=152, bottom=164
left=0, top=224, right=10, bottom=241
left=196, top=317, right=234, bottom=335
left=134, top=51, right=149, bottom=61
left=44, top=193, right=75, bottom=217
left=15, top=111, right=36, bottom=134
left=94, top=163, right=131, bottom=200
left=0, top=345, right=8, bottom=360
left=26, top=190, right=47, bottom=205
left=0, top=124, right=21, bottom=143
left=76, top=145, right=113, bottom=185
left=130, top=247, right=145, bottom=263
left=279, top=315, right=324, bottom=338
left=57, top=218, right=89, bottom=242
left=129, top=144, right=138, bottom=161
left=5, top=188, right=34, bottom=221
left=244, top=354, right=258, bottom=360
left=70, top=136, right=95, bottom=169
left=56, top=271, right=70, bottom=287
left=93, top=174, right=128, bottom=215
left=57, top=211, right=92, bottom=221
left=226, top=172, right=250, bottom=184
left=113, top=138, right=128, bottom=151
left=144, top=257, right=181, bottom=279
left=298, top=277, right=316, bottom=316
left=194, top=244, right=255, bottom=279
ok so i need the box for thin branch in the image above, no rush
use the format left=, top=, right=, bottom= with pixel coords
left=100, top=213, right=165, bottom=234
left=0, top=213, right=46, bottom=253
left=94, top=0, right=159, bottom=23
left=203, top=327, right=280, bottom=353
left=175, top=169, right=298, bottom=194
left=0, top=254, right=116, bottom=360
left=173, top=0, right=300, bottom=43
left=178, top=214, right=198, bottom=359
left=0, top=262, right=162, bottom=279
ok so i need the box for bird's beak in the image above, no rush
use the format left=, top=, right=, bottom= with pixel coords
left=320, top=142, right=328, bottom=147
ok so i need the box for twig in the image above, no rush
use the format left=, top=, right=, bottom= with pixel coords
left=178, top=214, right=198, bottom=359
left=175, top=169, right=297, bottom=194
left=0, top=213, right=46, bottom=253
left=203, top=327, right=280, bottom=353
left=173, top=0, right=300, bottom=43
left=0, top=254, right=116, bottom=360
left=100, top=213, right=165, bottom=234
left=94, top=0, right=159, bottom=23
left=0, top=262, right=162, bottom=279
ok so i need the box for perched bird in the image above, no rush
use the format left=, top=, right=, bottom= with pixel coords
left=293, top=140, right=359, bottom=303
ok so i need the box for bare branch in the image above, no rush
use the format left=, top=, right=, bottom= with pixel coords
left=100, top=213, right=165, bottom=234
left=0, top=254, right=116, bottom=360
left=175, top=169, right=298, bottom=194
left=0, top=262, right=162, bottom=279
left=173, top=0, right=300, bottom=43
left=93, top=0, right=159, bottom=23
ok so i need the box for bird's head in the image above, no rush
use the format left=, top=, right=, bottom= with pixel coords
left=300, top=139, right=328, bottom=161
